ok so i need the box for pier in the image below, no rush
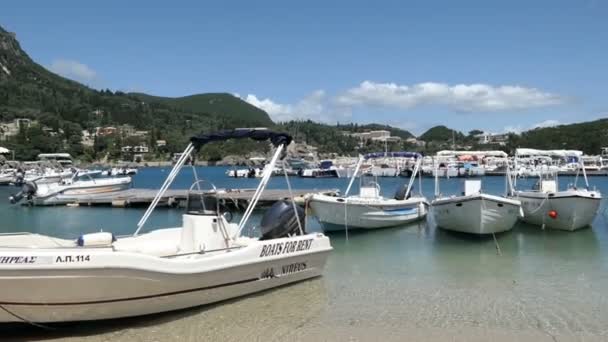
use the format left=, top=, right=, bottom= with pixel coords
left=30, top=188, right=339, bottom=209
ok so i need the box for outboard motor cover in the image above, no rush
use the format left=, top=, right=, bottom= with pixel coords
left=394, top=184, right=407, bottom=200
left=259, top=200, right=306, bottom=240
left=9, top=181, right=37, bottom=204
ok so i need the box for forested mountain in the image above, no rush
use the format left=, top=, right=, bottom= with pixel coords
left=337, top=123, right=414, bottom=139
left=0, top=25, right=274, bottom=160
left=1, top=23, right=606, bottom=161
left=419, top=125, right=465, bottom=142
left=514, top=119, right=608, bottom=154
left=129, top=92, right=273, bottom=127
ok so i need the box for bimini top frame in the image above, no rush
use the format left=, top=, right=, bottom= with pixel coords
left=134, top=128, right=292, bottom=236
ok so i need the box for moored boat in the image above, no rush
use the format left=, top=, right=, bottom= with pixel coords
left=9, top=172, right=132, bottom=206
left=509, top=149, right=601, bottom=231
left=432, top=178, right=521, bottom=235
left=0, top=128, right=332, bottom=323
left=309, top=152, right=428, bottom=231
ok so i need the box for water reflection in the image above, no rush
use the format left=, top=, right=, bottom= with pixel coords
left=1, top=168, right=608, bottom=337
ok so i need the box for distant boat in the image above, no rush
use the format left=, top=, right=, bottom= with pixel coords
left=308, top=152, right=428, bottom=231
left=508, top=149, right=601, bottom=231
left=9, top=173, right=132, bottom=206
left=299, top=160, right=355, bottom=178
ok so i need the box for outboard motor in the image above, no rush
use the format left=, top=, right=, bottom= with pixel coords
left=259, top=200, right=306, bottom=240
left=394, top=184, right=412, bottom=200
left=9, top=181, right=37, bottom=204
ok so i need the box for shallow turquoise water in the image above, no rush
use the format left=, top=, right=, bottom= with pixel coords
left=1, top=167, right=607, bottom=339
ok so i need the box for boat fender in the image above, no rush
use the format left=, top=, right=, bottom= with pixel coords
left=77, top=232, right=116, bottom=247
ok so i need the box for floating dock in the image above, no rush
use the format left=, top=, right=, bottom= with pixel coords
left=29, top=188, right=339, bottom=209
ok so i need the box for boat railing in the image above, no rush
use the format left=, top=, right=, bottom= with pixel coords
left=161, top=245, right=245, bottom=258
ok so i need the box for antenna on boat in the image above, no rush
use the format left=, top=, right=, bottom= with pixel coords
left=434, top=161, right=440, bottom=198
left=234, top=144, right=285, bottom=238
left=282, top=159, right=304, bottom=235
left=134, top=143, right=195, bottom=236
left=344, top=155, right=364, bottom=196
left=404, top=157, right=421, bottom=199
left=579, top=156, right=589, bottom=189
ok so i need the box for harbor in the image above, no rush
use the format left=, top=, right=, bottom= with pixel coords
left=12, top=187, right=339, bottom=208
left=0, top=128, right=607, bottom=341
left=2, top=3, right=608, bottom=340
left=1, top=166, right=608, bottom=341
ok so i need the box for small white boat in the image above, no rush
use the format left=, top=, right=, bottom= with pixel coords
left=9, top=173, right=132, bottom=205
left=509, top=149, right=601, bottom=231
left=101, top=167, right=138, bottom=177
left=0, top=169, right=15, bottom=185
left=309, top=152, right=428, bottom=231
left=0, top=128, right=332, bottom=323
left=226, top=167, right=262, bottom=178
left=432, top=178, right=521, bottom=235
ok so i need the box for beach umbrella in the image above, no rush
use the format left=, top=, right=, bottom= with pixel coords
left=0, top=146, right=10, bottom=154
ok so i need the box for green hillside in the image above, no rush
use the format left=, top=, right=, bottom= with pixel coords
left=419, top=125, right=464, bottom=142
left=514, top=119, right=608, bottom=154
left=337, top=123, right=414, bottom=139
left=130, top=92, right=273, bottom=127
left=0, top=24, right=275, bottom=160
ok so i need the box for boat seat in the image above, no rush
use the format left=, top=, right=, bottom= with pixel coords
left=112, top=229, right=181, bottom=257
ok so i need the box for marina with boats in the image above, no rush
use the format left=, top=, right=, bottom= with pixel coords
left=0, top=129, right=607, bottom=335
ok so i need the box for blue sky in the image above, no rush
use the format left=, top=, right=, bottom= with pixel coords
left=2, top=0, right=607, bottom=135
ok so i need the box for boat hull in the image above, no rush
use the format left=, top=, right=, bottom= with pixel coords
left=432, top=194, right=521, bottom=234
left=512, top=190, right=601, bottom=231
left=309, top=195, right=428, bottom=231
left=32, top=178, right=132, bottom=205
left=0, top=235, right=331, bottom=323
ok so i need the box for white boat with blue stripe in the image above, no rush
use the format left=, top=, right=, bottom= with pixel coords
left=309, top=152, right=429, bottom=231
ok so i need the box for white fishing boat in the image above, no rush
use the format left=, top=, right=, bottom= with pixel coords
left=0, top=168, right=15, bottom=185
left=9, top=172, right=132, bottom=205
left=431, top=173, right=522, bottom=235
left=0, top=128, right=332, bottom=323
left=308, top=152, right=428, bottom=231
left=17, top=166, right=75, bottom=185
left=509, top=149, right=601, bottom=231
left=226, top=167, right=262, bottom=178
left=101, top=167, right=138, bottom=177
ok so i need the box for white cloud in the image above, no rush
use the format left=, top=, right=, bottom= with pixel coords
left=242, top=90, right=351, bottom=123
left=336, top=81, right=564, bottom=112
left=504, top=119, right=563, bottom=134
left=531, top=119, right=561, bottom=129
left=503, top=125, right=524, bottom=134
left=49, top=59, right=97, bottom=83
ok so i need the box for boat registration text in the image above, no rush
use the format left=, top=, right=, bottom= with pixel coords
left=259, top=239, right=313, bottom=257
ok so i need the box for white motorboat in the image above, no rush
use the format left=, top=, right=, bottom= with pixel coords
left=299, top=160, right=356, bottom=178
left=509, top=149, right=601, bottom=231
left=309, top=152, right=428, bottom=231
left=20, top=167, right=75, bottom=184
left=226, top=167, right=262, bottom=178
left=101, top=167, right=138, bottom=177
left=0, top=168, right=15, bottom=185
left=431, top=177, right=522, bottom=235
left=9, top=172, right=132, bottom=206
left=0, top=128, right=332, bottom=323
